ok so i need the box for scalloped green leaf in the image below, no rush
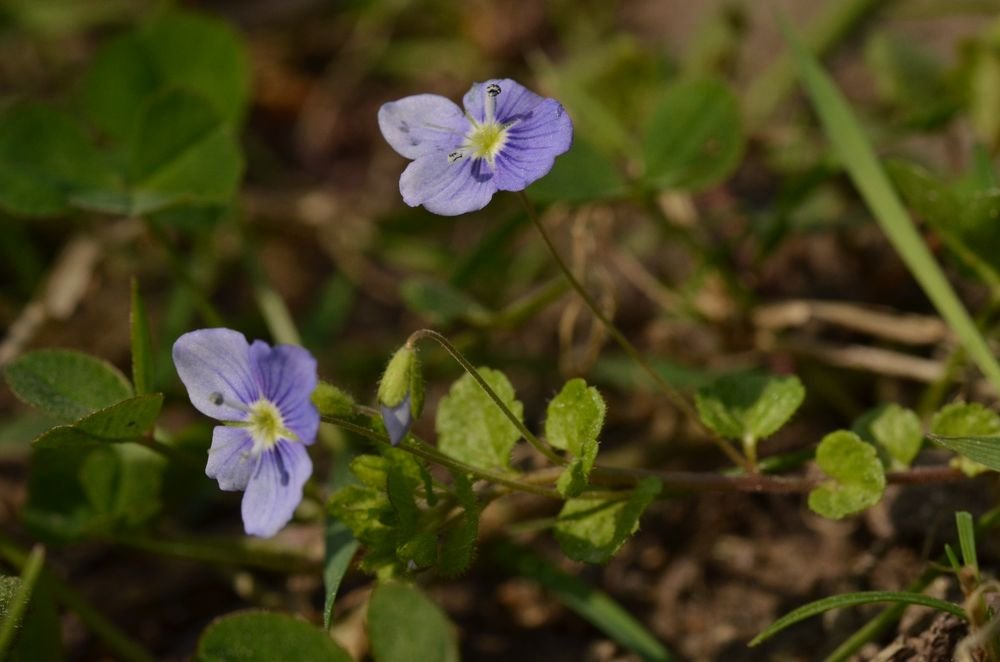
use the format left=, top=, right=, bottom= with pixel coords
left=695, top=373, right=805, bottom=443
left=546, top=378, right=606, bottom=497
left=195, top=610, right=351, bottom=662
left=808, top=430, right=886, bottom=519
left=4, top=350, right=132, bottom=422
left=853, top=404, right=923, bottom=469
left=436, top=368, right=524, bottom=470
left=555, top=478, right=660, bottom=564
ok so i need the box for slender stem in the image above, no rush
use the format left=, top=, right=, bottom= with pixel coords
left=405, top=328, right=566, bottom=466
left=323, top=414, right=570, bottom=499
left=517, top=193, right=753, bottom=471
left=331, top=407, right=965, bottom=496
left=0, top=534, right=155, bottom=662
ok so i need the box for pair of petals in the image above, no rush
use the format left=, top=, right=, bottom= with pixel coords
left=173, top=328, right=319, bottom=537
left=378, top=79, right=573, bottom=216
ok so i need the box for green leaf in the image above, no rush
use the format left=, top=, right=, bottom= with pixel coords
left=853, top=404, right=923, bottom=469
left=79, top=443, right=167, bottom=527
left=368, top=583, right=458, bottom=662
left=4, top=350, right=132, bottom=422
left=436, top=369, right=524, bottom=470
left=555, top=478, right=661, bottom=564
left=494, top=541, right=674, bottom=661
left=785, top=19, right=1000, bottom=398
left=130, top=280, right=155, bottom=395
left=83, top=8, right=250, bottom=141
left=399, top=278, right=492, bottom=326
left=527, top=139, right=627, bottom=204
left=195, top=610, right=352, bottom=662
left=126, top=89, right=243, bottom=215
left=546, top=379, right=606, bottom=497
left=0, top=103, right=115, bottom=216
left=642, top=77, right=745, bottom=191
left=31, top=394, right=163, bottom=449
left=749, top=591, right=966, bottom=647
left=5, top=578, right=62, bottom=662
left=694, top=373, right=805, bottom=444
left=931, top=402, right=1000, bottom=437
left=438, top=473, right=480, bottom=577
left=322, top=523, right=358, bottom=629
left=0, top=546, right=44, bottom=657
left=930, top=402, right=1000, bottom=475
left=808, top=430, right=886, bottom=519
left=24, top=440, right=166, bottom=542
left=865, top=32, right=956, bottom=128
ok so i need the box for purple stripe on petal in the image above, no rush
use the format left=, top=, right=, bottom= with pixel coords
left=249, top=342, right=320, bottom=444
left=494, top=99, right=573, bottom=192
left=241, top=442, right=312, bottom=538
left=378, top=94, right=468, bottom=160
left=206, top=426, right=256, bottom=491
left=463, top=79, right=546, bottom=125
left=173, top=328, right=258, bottom=421
left=399, top=152, right=497, bottom=216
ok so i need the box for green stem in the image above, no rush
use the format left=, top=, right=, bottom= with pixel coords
left=323, top=413, right=576, bottom=499
left=405, top=328, right=566, bottom=466
left=336, top=405, right=964, bottom=496
left=0, top=544, right=44, bottom=656
left=0, top=534, right=154, bottom=662
left=517, top=193, right=753, bottom=471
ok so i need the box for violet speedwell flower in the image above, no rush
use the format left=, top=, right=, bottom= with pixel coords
left=172, top=328, right=319, bottom=537
left=378, top=78, right=573, bottom=216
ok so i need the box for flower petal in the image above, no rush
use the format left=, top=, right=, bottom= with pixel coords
left=399, top=151, right=498, bottom=216
left=494, top=98, right=573, bottom=191
left=173, top=328, right=258, bottom=421
left=249, top=341, right=320, bottom=445
left=241, top=442, right=312, bottom=537
left=378, top=94, right=468, bottom=160
left=206, top=425, right=256, bottom=491
left=462, top=78, right=547, bottom=126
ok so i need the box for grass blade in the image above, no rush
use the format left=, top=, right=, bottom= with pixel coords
left=784, top=20, right=1000, bottom=398
left=492, top=541, right=675, bottom=662
left=750, top=591, right=966, bottom=647
left=956, top=511, right=978, bottom=578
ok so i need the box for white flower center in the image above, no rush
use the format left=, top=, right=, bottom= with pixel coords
left=448, top=82, right=518, bottom=167
left=246, top=399, right=295, bottom=453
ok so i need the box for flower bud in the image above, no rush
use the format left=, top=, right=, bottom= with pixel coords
left=377, top=346, right=424, bottom=445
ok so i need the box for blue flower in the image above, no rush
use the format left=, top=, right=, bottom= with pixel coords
left=172, top=328, right=319, bottom=537
left=379, top=78, right=573, bottom=216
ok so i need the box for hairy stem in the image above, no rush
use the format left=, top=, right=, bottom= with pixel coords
left=405, top=328, right=566, bottom=466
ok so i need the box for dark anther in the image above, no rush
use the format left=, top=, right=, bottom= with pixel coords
left=209, top=392, right=224, bottom=406
left=486, top=83, right=501, bottom=97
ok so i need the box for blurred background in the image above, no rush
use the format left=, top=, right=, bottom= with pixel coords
left=3, top=0, right=1000, bottom=659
